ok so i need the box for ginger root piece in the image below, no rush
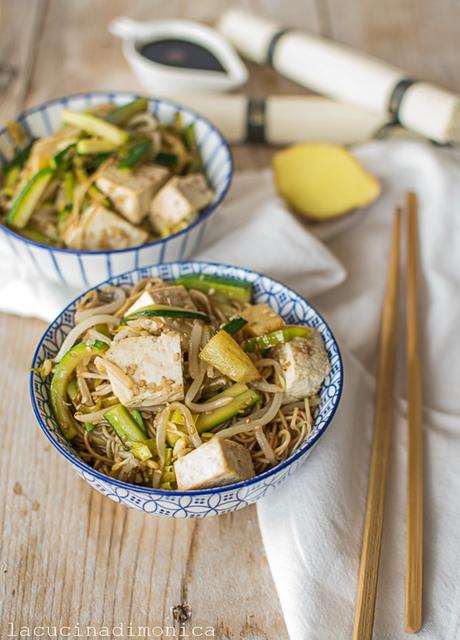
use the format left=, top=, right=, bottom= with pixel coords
left=273, top=143, right=380, bottom=220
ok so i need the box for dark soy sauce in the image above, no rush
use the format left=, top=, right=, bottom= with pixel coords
left=138, top=39, right=226, bottom=73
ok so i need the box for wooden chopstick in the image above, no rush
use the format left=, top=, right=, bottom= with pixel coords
left=352, top=208, right=401, bottom=640
left=405, top=192, right=424, bottom=633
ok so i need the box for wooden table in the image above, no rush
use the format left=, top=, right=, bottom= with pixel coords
left=1, top=2, right=459, bottom=638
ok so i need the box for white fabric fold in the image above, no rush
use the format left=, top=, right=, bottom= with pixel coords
left=258, top=140, right=460, bottom=640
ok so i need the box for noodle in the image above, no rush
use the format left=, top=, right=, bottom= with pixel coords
left=50, top=276, right=329, bottom=489
left=55, top=314, right=119, bottom=361
left=75, top=287, right=126, bottom=323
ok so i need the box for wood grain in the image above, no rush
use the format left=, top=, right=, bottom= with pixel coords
left=0, top=0, right=47, bottom=121
left=0, top=1, right=325, bottom=638
left=352, top=209, right=400, bottom=640
left=405, top=192, right=424, bottom=634
left=324, top=0, right=460, bottom=92
left=0, top=314, right=287, bottom=637
left=0, top=0, right=456, bottom=637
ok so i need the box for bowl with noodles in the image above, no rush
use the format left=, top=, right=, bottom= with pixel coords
left=0, top=92, right=232, bottom=288
left=30, top=261, right=343, bottom=517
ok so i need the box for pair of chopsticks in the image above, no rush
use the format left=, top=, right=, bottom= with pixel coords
left=352, top=193, right=424, bottom=639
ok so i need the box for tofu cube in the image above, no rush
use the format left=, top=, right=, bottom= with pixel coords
left=64, top=204, right=148, bottom=251
left=174, top=438, right=255, bottom=490
left=123, top=291, right=163, bottom=333
left=96, top=165, right=169, bottom=224
left=273, top=331, right=331, bottom=403
left=125, top=286, right=196, bottom=316
left=105, top=333, right=184, bottom=408
left=240, top=304, right=285, bottom=336
left=124, top=291, right=157, bottom=316
left=150, top=174, right=214, bottom=234
left=123, top=286, right=197, bottom=335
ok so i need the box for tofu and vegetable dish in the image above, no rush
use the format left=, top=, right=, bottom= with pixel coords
left=0, top=99, right=214, bottom=250
left=40, top=274, right=331, bottom=490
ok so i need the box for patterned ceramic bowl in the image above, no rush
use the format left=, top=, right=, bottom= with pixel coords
left=0, top=92, right=232, bottom=289
left=30, top=262, right=343, bottom=518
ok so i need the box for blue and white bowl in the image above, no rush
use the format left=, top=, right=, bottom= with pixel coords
left=30, top=262, right=343, bottom=518
left=0, top=92, right=232, bottom=289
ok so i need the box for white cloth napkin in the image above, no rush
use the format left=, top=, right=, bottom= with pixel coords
left=2, top=141, right=459, bottom=639
left=257, top=140, right=460, bottom=640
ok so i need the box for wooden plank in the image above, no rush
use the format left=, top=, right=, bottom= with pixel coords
left=0, top=0, right=47, bottom=121
left=1, top=1, right=327, bottom=637
left=323, top=0, right=460, bottom=91
left=0, top=314, right=288, bottom=638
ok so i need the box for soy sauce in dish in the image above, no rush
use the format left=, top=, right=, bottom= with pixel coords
left=138, top=39, right=225, bottom=73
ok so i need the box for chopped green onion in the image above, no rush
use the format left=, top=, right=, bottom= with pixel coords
left=183, top=123, right=197, bottom=150
left=129, top=409, right=147, bottom=436
left=51, top=143, right=76, bottom=168
left=118, top=141, right=151, bottom=170
left=131, top=442, right=152, bottom=462
left=222, top=317, right=248, bottom=335
left=155, top=151, right=178, bottom=166
left=243, top=327, right=313, bottom=352
left=122, top=304, right=210, bottom=324
left=106, top=98, right=149, bottom=126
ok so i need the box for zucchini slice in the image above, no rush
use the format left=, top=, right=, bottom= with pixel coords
left=118, top=141, right=151, bottom=170
left=168, top=383, right=259, bottom=434
left=61, top=108, right=129, bottom=146
left=196, top=387, right=260, bottom=433
left=76, top=139, right=117, bottom=155
left=50, top=340, right=108, bottom=440
left=243, top=326, right=313, bottom=352
left=122, top=304, right=210, bottom=323
left=175, top=274, right=252, bottom=302
left=7, top=167, right=54, bottom=229
left=104, top=404, right=146, bottom=446
left=106, top=98, right=149, bottom=126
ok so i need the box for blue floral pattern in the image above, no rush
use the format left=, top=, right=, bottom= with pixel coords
left=30, top=262, right=343, bottom=517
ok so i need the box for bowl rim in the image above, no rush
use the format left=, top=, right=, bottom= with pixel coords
left=29, top=260, right=344, bottom=497
left=0, top=90, right=233, bottom=256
